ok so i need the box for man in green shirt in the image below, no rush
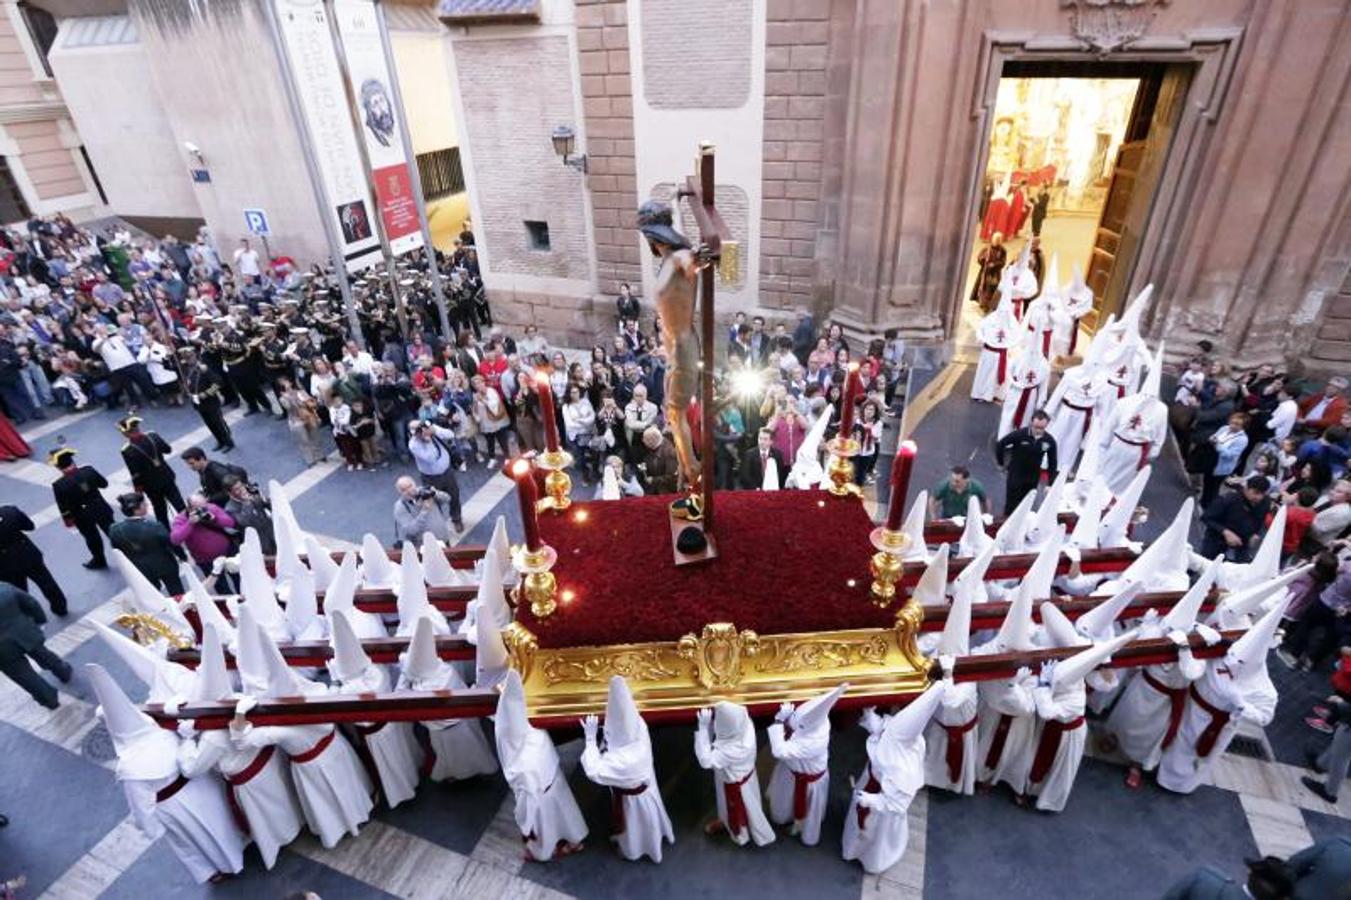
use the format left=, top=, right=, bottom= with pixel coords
left=929, top=466, right=987, bottom=519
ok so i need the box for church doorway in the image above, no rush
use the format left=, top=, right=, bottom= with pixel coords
left=960, top=60, right=1190, bottom=349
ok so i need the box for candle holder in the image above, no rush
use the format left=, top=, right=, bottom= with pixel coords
left=512, top=543, right=559, bottom=619
left=535, top=448, right=574, bottom=512
left=824, top=436, right=863, bottom=498
left=868, top=525, right=912, bottom=609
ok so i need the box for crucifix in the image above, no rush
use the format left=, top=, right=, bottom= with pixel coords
left=636, top=142, right=735, bottom=565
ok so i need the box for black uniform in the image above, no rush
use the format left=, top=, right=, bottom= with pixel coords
left=184, top=361, right=235, bottom=450
left=995, top=427, right=1059, bottom=516
left=109, top=515, right=184, bottom=595
left=260, top=335, right=291, bottom=407
left=52, top=465, right=115, bottom=568
left=0, top=505, right=67, bottom=615
left=219, top=329, right=273, bottom=415
left=198, top=333, right=239, bottom=406
left=199, top=459, right=249, bottom=509
left=121, top=430, right=185, bottom=528
left=0, top=583, right=72, bottom=708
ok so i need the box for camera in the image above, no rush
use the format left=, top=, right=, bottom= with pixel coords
left=415, top=486, right=438, bottom=502
left=189, top=507, right=212, bottom=524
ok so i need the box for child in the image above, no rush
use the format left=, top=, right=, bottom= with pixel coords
left=1283, top=486, right=1319, bottom=562
left=329, top=395, right=362, bottom=470
left=1174, top=357, right=1206, bottom=407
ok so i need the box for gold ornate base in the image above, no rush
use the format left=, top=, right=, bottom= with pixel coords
left=511, top=545, right=559, bottom=619
left=536, top=449, right=574, bottom=512
left=825, top=436, right=863, bottom=498
left=868, top=526, right=912, bottom=608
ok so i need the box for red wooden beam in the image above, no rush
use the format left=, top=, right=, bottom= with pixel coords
left=167, top=634, right=475, bottom=669
left=900, top=545, right=1136, bottom=588
left=262, top=543, right=488, bottom=577
left=922, top=512, right=1079, bottom=544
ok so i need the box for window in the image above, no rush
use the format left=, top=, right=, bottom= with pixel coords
left=416, top=147, right=465, bottom=201
left=18, top=2, right=58, bottom=78
left=0, top=157, right=32, bottom=223
left=524, top=220, right=550, bottom=251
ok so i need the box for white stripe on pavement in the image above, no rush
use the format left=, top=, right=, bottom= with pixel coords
left=452, top=472, right=513, bottom=545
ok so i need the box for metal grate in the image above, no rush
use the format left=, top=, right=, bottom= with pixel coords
left=1226, top=734, right=1270, bottom=761
left=417, top=147, right=465, bottom=201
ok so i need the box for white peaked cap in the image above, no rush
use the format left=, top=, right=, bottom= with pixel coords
left=1067, top=262, right=1093, bottom=305
left=323, top=552, right=360, bottom=619
left=111, top=549, right=192, bottom=634
left=1163, top=556, right=1224, bottom=633
left=1039, top=601, right=1086, bottom=649
left=884, top=681, right=947, bottom=743
left=474, top=549, right=512, bottom=631
left=475, top=608, right=510, bottom=688
left=1043, top=254, right=1061, bottom=300
left=489, top=516, right=514, bottom=581
left=360, top=533, right=398, bottom=589
left=899, top=491, right=931, bottom=562
left=994, top=489, right=1037, bottom=554
left=791, top=682, right=848, bottom=734
left=938, top=577, right=973, bottom=656
left=284, top=566, right=322, bottom=640
left=495, top=669, right=532, bottom=763
left=192, top=624, right=235, bottom=702
left=1099, top=466, right=1151, bottom=548
left=953, top=541, right=998, bottom=607
left=183, top=566, right=236, bottom=647
left=1076, top=580, right=1145, bottom=642
left=1141, top=341, right=1165, bottom=401
left=790, top=403, right=833, bottom=488
left=1110, top=498, right=1194, bottom=590
left=911, top=543, right=950, bottom=606
left=1070, top=479, right=1111, bottom=549
left=1052, top=629, right=1138, bottom=689
left=713, top=700, right=753, bottom=743
left=267, top=478, right=308, bottom=551
left=600, top=465, right=621, bottom=500
left=327, top=609, right=372, bottom=683
left=1074, top=416, right=1105, bottom=485
left=604, top=675, right=646, bottom=747
left=1084, top=314, right=1118, bottom=368
left=421, top=532, right=465, bottom=587
left=1210, top=565, right=1311, bottom=626
left=1118, top=284, right=1154, bottom=339
left=259, top=618, right=323, bottom=697
left=1224, top=597, right=1290, bottom=678
left=1022, top=526, right=1066, bottom=600
left=85, top=663, right=179, bottom=780
left=958, top=494, right=995, bottom=558
left=401, top=614, right=452, bottom=686
left=239, top=532, right=287, bottom=637
left=397, top=549, right=449, bottom=637
left=93, top=622, right=196, bottom=704
left=303, top=534, right=340, bottom=592
left=233, top=605, right=271, bottom=696
left=762, top=455, right=780, bottom=491
left=1239, top=505, right=1286, bottom=589
left=272, top=498, right=308, bottom=590
left=995, top=530, right=1064, bottom=652
left=1025, top=470, right=1068, bottom=549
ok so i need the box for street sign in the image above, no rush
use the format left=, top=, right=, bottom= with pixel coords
left=244, top=208, right=271, bottom=236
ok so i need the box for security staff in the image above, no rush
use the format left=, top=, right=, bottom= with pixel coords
left=181, top=347, right=235, bottom=452
left=0, top=581, right=72, bottom=708
left=994, top=408, right=1059, bottom=515
left=0, top=504, right=67, bottom=616
left=109, top=492, right=184, bottom=595
left=49, top=445, right=115, bottom=570
left=118, top=414, right=184, bottom=528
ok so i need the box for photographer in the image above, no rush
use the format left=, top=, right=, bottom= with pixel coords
left=393, top=476, right=455, bottom=545
left=169, top=492, right=238, bottom=577
left=407, top=420, right=465, bottom=534
left=222, top=475, right=275, bottom=555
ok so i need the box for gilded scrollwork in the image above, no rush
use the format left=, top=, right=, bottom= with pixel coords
left=752, top=635, right=889, bottom=674
left=540, top=647, right=683, bottom=685
left=502, top=622, right=539, bottom=682
left=114, top=612, right=193, bottom=650
left=893, top=597, right=932, bottom=674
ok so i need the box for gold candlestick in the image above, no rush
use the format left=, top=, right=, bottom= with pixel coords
left=512, top=543, right=560, bottom=619
left=868, top=526, right=912, bottom=608
left=825, top=436, right=863, bottom=498
left=535, top=448, right=574, bottom=512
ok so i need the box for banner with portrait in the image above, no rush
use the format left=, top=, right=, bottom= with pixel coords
left=273, top=0, right=382, bottom=272
left=332, top=0, right=425, bottom=257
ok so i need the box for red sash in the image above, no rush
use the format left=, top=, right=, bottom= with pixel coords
left=1143, top=670, right=1188, bottom=751
left=985, top=345, right=1009, bottom=384
left=722, top=769, right=755, bottom=837
left=791, top=769, right=826, bottom=820
left=1065, top=400, right=1094, bottom=439
left=1012, top=385, right=1035, bottom=431
left=415, top=726, right=436, bottom=778
left=1189, top=684, right=1232, bottom=758
left=291, top=729, right=335, bottom=764
left=1040, top=329, right=1052, bottom=357
left=1068, top=319, right=1081, bottom=356
left=609, top=783, right=648, bottom=835
left=1114, top=433, right=1151, bottom=470
left=352, top=722, right=385, bottom=785
left=1029, top=716, right=1085, bottom=785
left=984, top=713, right=1014, bottom=770
left=155, top=774, right=189, bottom=804
left=856, top=772, right=881, bottom=830
left=224, top=746, right=275, bottom=834
left=942, top=717, right=979, bottom=783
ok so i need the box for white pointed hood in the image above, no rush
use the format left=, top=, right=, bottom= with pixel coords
left=911, top=543, right=950, bottom=606
left=883, top=681, right=947, bottom=744
left=267, top=478, right=308, bottom=553
left=272, top=496, right=308, bottom=593
left=233, top=604, right=271, bottom=696
left=1069, top=478, right=1111, bottom=550
left=1039, top=601, right=1086, bottom=649
left=958, top=494, right=995, bottom=558
left=1209, top=565, right=1310, bottom=630
left=327, top=609, right=373, bottom=684
left=93, top=622, right=196, bottom=704
left=604, top=675, right=647, bottom=748
left=473, top=547, right=512, bottom=630
left=86, top=663, right=180, bottom=781
left=952, top=541, right=997, bottom=609
left=600, top=465, right=621, bottom=500
left=790, top=682, right=848, bottom=734
left=421, top=532, right=465, bottom=587
left=1236, top=505, right=1286, bottom=590
left=488, top=516, right=513, bottom=580
left=994, top=489, right=1036, bottom=555
left=360, top=533, right=398, bottom=590
left=494, top=669, right=533, bottom=766
left=111, top=549, right=193, bottom=634
left=1224, top=597, right=1289, bottom=680
left=1160, top=556, right=1223, bottom=635
left=258, top=618, right=324, bottom=698
left=475, top=609, right=510, bottom=689
left=1140, top=341, right=1165, bottom=401
left=937, top=579, right=973, bottom=656
left=323, top=552, right=388, bottom=640
left=713, top=700, right=754, bottom=746
left=400, top=614, right=454, bottom=688
left=1083, top=314, right=1119, bottom=370
left=762, top=455, right=780, bottom=491
left=1117, top=284, right=1153, bottom=343
left=191, top=623, right=235, bottom=702
left=993, top=531, right=1063, bottom=653
left=284, top=566, right=323, bottom=641
left=1103, top=498, right=1193, bottom=593
left=1051, top=629, right=1138, bottom=689
left=396, top=548, right=449, bottom=637
left=1099, top=466, right=1151, bottom=548
left=303, top=534, right=340, bottom=592
left=182, top=566, right=236, bottom=648
left=239, top=532, right=288, bottom=639
left=1066, top=262, right=1093, bottom=309
left=1073, top=416, right=1105, bottom=488
left=1042, top=254, right=1062, bottom=303
left=1075, top=580, right=1144, bottom=642
left=789, top=402, right=833, bottom=489
left=898, top=491, right=931, bottom=562
left=1023, top=469, right=1068, bottom=551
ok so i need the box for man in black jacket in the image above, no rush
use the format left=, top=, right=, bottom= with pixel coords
left=180, top=446, right=248, bottom=509
left=180, top=347, right=235, bottom=451
left=0, top=582, right=72, bottom=708
left=738, top=428, right=785, bottom=490
left=109, top=492, right=183, bottom=594
left=995, top=409, right=1058, bottom=515
left=49, top=446, right=115, bottom=569
left=118, top=414, right=184, bottom=528
left=1199, top=475, right=1272, bottom=561
left=0, top=504, right=67, bottom=615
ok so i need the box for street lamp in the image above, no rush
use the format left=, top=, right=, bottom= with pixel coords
left=551, top=125, right=587, bottom=174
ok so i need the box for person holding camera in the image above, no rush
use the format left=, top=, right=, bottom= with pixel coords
left=393, top=476, right=456, bottom=545
left=169, top=492, right=238, bottom=576
left=407, top=421, right=465, bottom=534
left=222, top=475, right=275, bottom=555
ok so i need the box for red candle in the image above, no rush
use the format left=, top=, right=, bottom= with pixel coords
left=535, top=370, right=560, bottom=453
left=885, top=440, right=917, bottom=531
left=509, top=458, right=543, bottom=551
left=838, top=362, right=861, bottom=438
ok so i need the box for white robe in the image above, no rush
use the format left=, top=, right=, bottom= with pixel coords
left=334, top=667, right=423, bottom=809
left=694, top=727, right=775, bottom=846
left=923, top=682, right=979, bottom=795
left=1099, top=399, right=1168, bottom=497
left=998, top=365, right=1050, bottom=440
left=1025, top=681, right=1088, bottom=812
left=580, top=733, right=674, bottom=862
left=971, top=315, right=1019, bottom=402
left=424, top=718, right=499, bottom=782
left=765, top=721, right=832, bottom=845
left=1046, top=367, right=1110, bottom=471
left=122, top=773, right=246, bottom=884
left=1107, top=651, right=1204, bottom=770
left=235, top=722, right=374, bottom=848
left=1157, top=664, right=1277, bottom=794
left=178, top=730, right=304, bottom=869
left=975, top=675, right=1038, bottom=793
left=842, top=744, right=922, bottom=874
left=503, top=731, right=589, bottom=861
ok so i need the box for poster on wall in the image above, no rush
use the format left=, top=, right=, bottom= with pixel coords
left=273, top=0, right=383, bottom=272
left=332, top=0, right=425, bottom=257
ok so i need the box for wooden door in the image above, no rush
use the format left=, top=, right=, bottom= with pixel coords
left=1084, top=139, right=1146, bottom=329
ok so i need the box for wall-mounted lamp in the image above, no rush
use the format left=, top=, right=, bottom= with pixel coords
left=550, top=125, right=587, bottom=174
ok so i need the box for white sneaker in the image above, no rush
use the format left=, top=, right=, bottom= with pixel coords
left=458, top=461, right=467, bottom=472
left=487, top=457, right=497, bottom=468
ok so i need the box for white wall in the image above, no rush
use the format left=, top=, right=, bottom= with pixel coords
left=390, top=29, right=459, bottom=155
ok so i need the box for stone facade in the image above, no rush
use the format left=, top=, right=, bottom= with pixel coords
left=640, top=0, right=751, bottom=110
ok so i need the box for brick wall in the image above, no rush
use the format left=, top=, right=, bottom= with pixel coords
left=759, top=0, right=831, bottom=311
left=576, top=0, right=641, bottom=299
left=640, top=0, right=752, bottom=110
left=651, top=181, right=749, bottom=289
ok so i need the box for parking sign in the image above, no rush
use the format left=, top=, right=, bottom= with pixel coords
left=244, top=208, right=271, bottom=236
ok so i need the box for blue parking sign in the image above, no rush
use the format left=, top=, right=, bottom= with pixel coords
left=244, top=208, right=270, bottom=236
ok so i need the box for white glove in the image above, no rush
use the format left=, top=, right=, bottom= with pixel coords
left=981, top=513, right=994, bottom=525
left=1166, top=629, right=1190, bottom=648
left=581, top=714, right=599, bottom=743
left=949, top=515, right=965, bottom=528
left=1141, top=608, right=1160, bottom=626
left=1014, top=666, right=1033, bottom=684
left=1062, top=543, right=1082, bottom=563
left=854, top=791, right=878, bottom=810
left=1195, top=624, right=1222, bottom=646
left=695, top=707, right=713, bottom=731
left=161, top=697, right=182, bottom=716
left=938, top=654, right=956, bottom=680
left=775, top=701, right=794, bottom=723
left=176, top=720, right=197, bottom=739
left=235, top=695, right=259, bottom=716
left=859, top=706, right=883, bottom=735
left=1038, top=660, right=1057, bottom=687
left=1124, top=539, right=1144, bottom=555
